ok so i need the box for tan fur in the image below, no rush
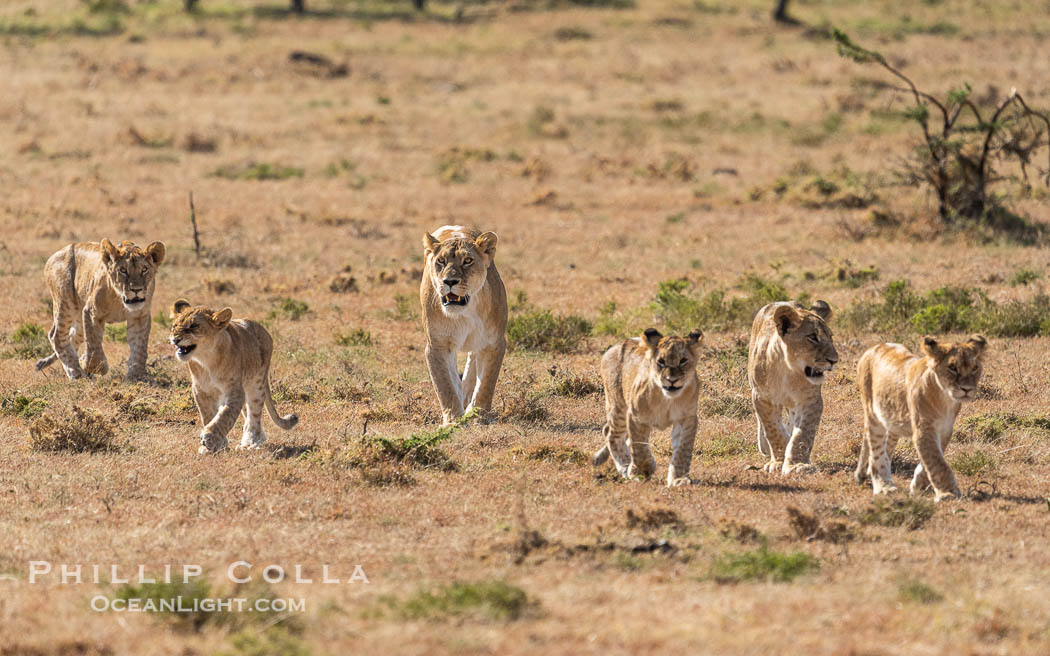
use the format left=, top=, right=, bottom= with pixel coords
left=854, top=335, right=987, bottom=501
left=36, top=239, right=165, bottom=381
left=748, top=301, right=838, bottom=475
left=593, top=328, right=703, bottom=486
left=170, top=300, right=299, bottom=454
left=419, top=225, right=508, bottom=425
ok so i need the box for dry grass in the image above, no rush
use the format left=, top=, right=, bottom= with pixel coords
left=3, top=0, right=1050, bottom=653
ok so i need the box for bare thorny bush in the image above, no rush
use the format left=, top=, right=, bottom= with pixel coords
left=834, top=30, right=1050, bottom=241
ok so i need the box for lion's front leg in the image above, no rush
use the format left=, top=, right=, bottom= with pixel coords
left=783, top=395, right=821, bottom=475
left=81, top=308, right=109, bottom=377
left=626, top=414, right=656, bottom=480
left=466, top=338, right=505, bottom=422
left=199, top=387, right=244, bottom=454
left=425, top=343, right=464, bottom=426
left=912, top=425, right=960, bottom=501
left=753, top=395, right=787, bottom=472
left=667, top=414, right=698, bottom=486
left=125, top=312, right=151, bottom=381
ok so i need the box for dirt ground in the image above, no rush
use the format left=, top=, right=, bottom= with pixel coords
left=2, top=0, right=1050, bottom=654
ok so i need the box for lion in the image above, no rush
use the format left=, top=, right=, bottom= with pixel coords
left=593, top=328, right=703, bottom=486
left=854, top=336, right=987, bottom=501
left=420, top=225, right=508, bottom=425
left=169, top=299, right=299, bottom=454
left=748, top=300, right=838, bottom=475
left=36, top=239, right=166, bottom=381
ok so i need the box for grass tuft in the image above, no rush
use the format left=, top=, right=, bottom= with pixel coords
left=27, top=406, right=116, bottom=453
left=507, top=310, right=591, bottom=352
left=6, top=323, right=51, bottom=360
left=709, top=547, right=818, bottom=583
left=858, top=497, right=935, bottom=530
left=1, top=392, right=48, bottom=420
left=898, top=578, right=944, bottom=604
left=396, top=580, right=531, bottom=621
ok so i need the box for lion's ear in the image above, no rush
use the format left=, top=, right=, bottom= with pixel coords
left=687, top=329, right=703, bottom=356
left=171, top=299, right=191, bottom=318
left=423, top=233, right=441, bottom=256
left=921, top=336, right=947, bottom=361
left=968, top=334, right=988, bottom=353
left=772, top=304, right=799, bottom=336
left=474, top=232, right=498, bottom=258
left=810, top=300, right=832, bottom=322
left=100, top=238, right=120, bottom=264
left=146, top=241, right=166, bottom=265
left=212, top=307, right=233, bottom=329
left=642, top=328, right=662, bottom=351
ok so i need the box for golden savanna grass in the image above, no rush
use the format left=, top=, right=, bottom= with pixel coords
left=3, top=0, right=1050, bottom=653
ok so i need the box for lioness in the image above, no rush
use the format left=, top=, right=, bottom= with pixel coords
left=36, top=239, right=166, bottom=381
left=854, top=336, right=987, bottom=501
left=170, top=300, right=299, bottom=454
left=748, top=301, right=838, bottom=474
left=420, top=225, right=508, bottom=425
left=593, top=328, right=703, bottom=486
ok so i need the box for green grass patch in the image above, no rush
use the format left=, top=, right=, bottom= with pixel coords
left=211, top=162, right=304, bottom=181
left=336, top=329, right=373, bottom=347
left=958, top=411, right=1050, bottom=443
left=651, top=274, right=804, bottom=334
left=105, top=324, right=127, bottom=343
left=858, top=497, right=935, bottom=530
left=0, top=392, right=47, bottom=420
left=217, top=628, right=313, bottom=656
left=272, top=298, right=309, bottom=321
left=841, top=279, right=1050, bottom=337
left=1010, top=267, right=1042, bottom=287
left=507, top=310, right=591, bottom=353
left=6, top=323, right=51, bottom=360
left=898, top=579, right=944, bottom=604
left=951, top=450, right=997, bottom=477
left=395, top=580, right=531, bottom=621
left=709, top=547, right=818, bottom=583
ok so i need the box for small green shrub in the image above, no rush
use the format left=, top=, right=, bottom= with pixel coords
left=507, top=310, right=591, bottom=353
left=704, top=433, right=750, bottom=458
left=951, top=450, right=997, bottom=477
left=115, top=579, right=214, bottom=631
left=7, top=323, right=50, bottom=360
left=700, top=395, right=752, bottom=419
left=958, top=411, right=1050, bottom=443
left=28, top=406, right=116, bottom=453
left=336, top=329, right=373, bottom=347
left=211, top=162, right=304, bottom=181
left=553, top=26, right=592, bottom=40
left=391, top=293, right=417, bottom=321
left=273, top=298, right=309, bottom=321
left=859, top=497, right=935, bottom=530
left=651, top=274, right=802, bottom=334
left=105, top=324, right=127, bottom=343
left=898, top=579, right=944, bottom=604
left=397, top=580, right=531, bottom=621
left=1010, top=268, right=1041, bottom=287
left=0, top=393, right=47, bottom=419
left=709, top=547, right=818, bottom=583
left=841, top=279, right=1050, bottom=337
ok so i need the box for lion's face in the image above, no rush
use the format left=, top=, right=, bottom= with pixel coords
left=922, top=335, right=986, bottom=401
left=100, top=239, right=165, bottom=312
left=423, top=231, right=498, bottom=315
left=774, top=301, right=838, bottom=385
left=642, top=328, right=703, bottom=398
left=169, top=300, right=233, bottom=362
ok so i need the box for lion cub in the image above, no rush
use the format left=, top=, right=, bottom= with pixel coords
left=170, top=300, right=299, bottom=454
left=593, top=328, right=703, bottom=486
left=37, top=239, right=166, bottom=380
left=748, top=301, right=838, bottom=475
left=855, top=336, right=987, bottom=501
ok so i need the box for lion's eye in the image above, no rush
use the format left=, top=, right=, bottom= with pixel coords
left=463, top=257, right=473, bottom=266
left=436, top=259, right=446, bottom=267
left=808, top=334, right=819, bottom=343
left=119, top=267, right=128, bottom=275
left=948, top=365, right=959, bottom=375
left=657, top=359, right=666, bottom=367
left=679, top=358, right=687, bottom=366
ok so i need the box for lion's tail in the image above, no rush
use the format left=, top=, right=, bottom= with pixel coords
left=264, top=372, right=299, bottom=430
left=593, top=423, right=613, bottom=466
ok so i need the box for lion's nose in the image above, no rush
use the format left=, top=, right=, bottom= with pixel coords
left=443, top=278, right=459, bottom=287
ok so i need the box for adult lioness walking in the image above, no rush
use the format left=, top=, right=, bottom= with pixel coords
left=748, top=301, right=838, bottom=474
left=420, top=225, right=508, bottom=425
left=36, top=239, right=165, bottom=381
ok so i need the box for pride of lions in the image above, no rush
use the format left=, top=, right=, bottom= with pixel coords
left=33, top=226, right=988, bottom=502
